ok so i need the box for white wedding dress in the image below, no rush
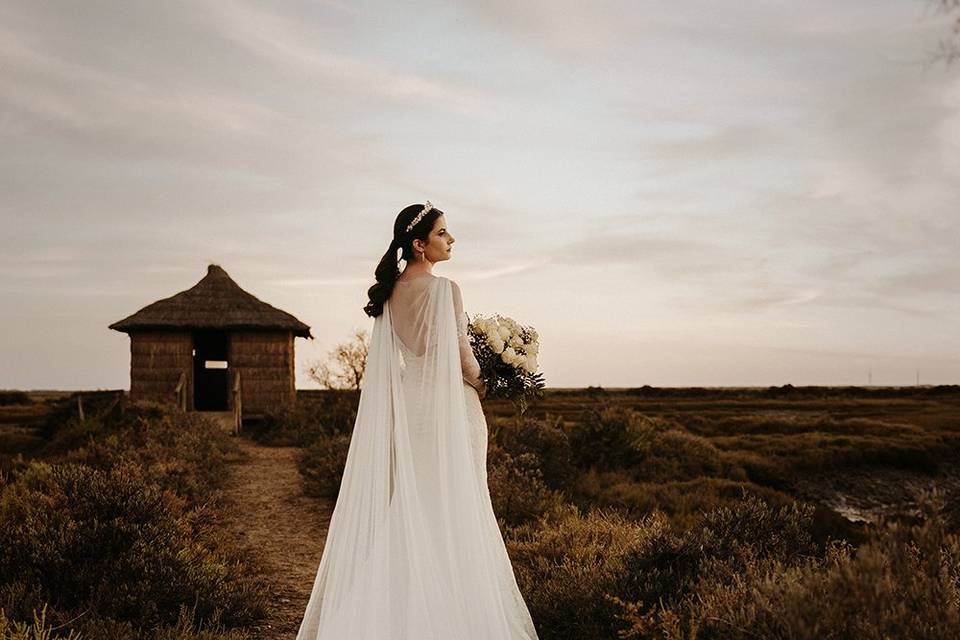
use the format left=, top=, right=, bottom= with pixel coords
left=296, top=274, right=539, bottom=640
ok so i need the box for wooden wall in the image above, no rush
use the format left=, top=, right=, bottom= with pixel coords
left=124, top=329, right=296, bottom=416
left=229, top=330, right=296, bottom=415
left=128, top=331, right=193, bottom=407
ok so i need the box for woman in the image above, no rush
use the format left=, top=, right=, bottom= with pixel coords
left=296, top=202, right=539, bottom=640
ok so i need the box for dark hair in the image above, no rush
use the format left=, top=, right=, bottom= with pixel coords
left=363, top=203, right=443, bottom=317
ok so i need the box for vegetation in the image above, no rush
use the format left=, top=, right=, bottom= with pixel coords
left=0, top=397, right=267, bottom=639
left=304, top=329, right=369, bottom=390
left=249, top=389, right=358, bottom=447
left=4, top=384, right=959, bottom=638
left=299, top=384, right=960, bottom=638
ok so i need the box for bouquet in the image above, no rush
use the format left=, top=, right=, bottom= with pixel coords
left=467, top=313, right=545, bottom=416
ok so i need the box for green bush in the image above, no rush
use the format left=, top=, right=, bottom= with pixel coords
left=299, top=434, right=352, bottom=500
left=68, top=607, right=255, bottom=640
left=573, top=470, right=794, bottom=529
left=44, top=403, right=241, bottom=508
left=716, top=449, right=793, bottom=490
left=568, top=406, right=662, bottom=470
left=506, top=505, right=669, bottom=640
left=506, top=494, right=820, bottom=640
left=0, top=461, right=268, bottom=634
left=487, top=444, right=567, bottom=528
left=0, top=605, right=80, bottom=640
left=632, top=428, right=736, bottom=483
left=614, top=492, right=960, bottom=639
left=494, top=415, right=576, bottom=492
left=251, top=391, right=358, bottom=447
left=0, top=392, right=31, bottom=407
left=604, top=496, right=816, bottom=638
left=568, top=406, right=743, bottom=484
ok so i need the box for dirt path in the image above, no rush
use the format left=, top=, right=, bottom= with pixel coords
left=219, top=437, right=333, bottom=639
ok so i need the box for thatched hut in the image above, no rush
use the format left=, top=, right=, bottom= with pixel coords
left=109, top=264, right=312, bottom=419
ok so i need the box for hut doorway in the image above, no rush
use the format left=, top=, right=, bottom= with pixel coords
left=193, top=330, right=229, bottom=411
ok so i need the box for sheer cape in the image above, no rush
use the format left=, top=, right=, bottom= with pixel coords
left=297, top=275, right=538, bottom=640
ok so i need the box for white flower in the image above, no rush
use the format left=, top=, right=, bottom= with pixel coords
left=509, top=335, right=523, bottom=348
left=498, top=325, right=511, bottom=340
left=522, top=354, right=538, bottom=373
left=490, top=336, right=505, bottom=354
left=501, top=346, right=518, bottom=365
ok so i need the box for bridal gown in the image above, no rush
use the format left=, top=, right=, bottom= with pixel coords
left=296, top=274, right=539, bottom=640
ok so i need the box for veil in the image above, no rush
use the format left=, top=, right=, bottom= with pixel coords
left=297, top=276, right=537, bottom=640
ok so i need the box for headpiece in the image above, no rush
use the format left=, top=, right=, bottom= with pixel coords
left=404, top=201, right=434, bottom=234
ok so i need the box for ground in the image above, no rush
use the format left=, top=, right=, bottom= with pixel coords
left=218, top=436, right=333, bottom=640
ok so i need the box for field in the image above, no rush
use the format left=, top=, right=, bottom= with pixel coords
left=1, top=385, right=959, bottom=639
left=511, top=385, right=960, bottom=525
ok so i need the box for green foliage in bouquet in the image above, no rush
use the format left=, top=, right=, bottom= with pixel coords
left=467, top=313, right=545, bottom=416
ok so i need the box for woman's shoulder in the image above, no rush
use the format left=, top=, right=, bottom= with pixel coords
left=442, top=276, right=461, bottom=294
left=420, top=274, right=455, bottom=292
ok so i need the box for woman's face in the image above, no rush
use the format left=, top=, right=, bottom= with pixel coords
left=417, top=214, right=455, bottom=263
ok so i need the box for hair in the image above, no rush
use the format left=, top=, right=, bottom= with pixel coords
left=363, top=203, right=443, bottom=318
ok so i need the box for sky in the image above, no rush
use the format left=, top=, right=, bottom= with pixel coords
left=1, top=0, right=958, bottom=390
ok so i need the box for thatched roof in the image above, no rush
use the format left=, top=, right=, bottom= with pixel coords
left=109, top=264, right=313, bottom=338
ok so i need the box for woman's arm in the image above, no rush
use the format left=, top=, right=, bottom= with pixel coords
left=451, top=280, right=487, bottom=399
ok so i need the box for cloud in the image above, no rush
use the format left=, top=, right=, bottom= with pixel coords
left=0, top=23, right=281, bottom=137
left=199, top=0, right=503, bottom=120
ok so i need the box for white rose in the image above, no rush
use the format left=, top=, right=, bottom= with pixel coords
left=490, top=336, right=505, bottom=353
left=498, top=326, right=511, bottom=340
left=501, top=346, right=517, bottom=364
left=523, top=354, right=538, bottom=373
left=509, top=336, right=523, bottom=348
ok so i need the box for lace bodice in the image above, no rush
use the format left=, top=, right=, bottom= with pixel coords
left=389, top=274, right=483, bottom=391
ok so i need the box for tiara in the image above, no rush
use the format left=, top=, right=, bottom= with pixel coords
left=404, top=201, right=433, bottom=233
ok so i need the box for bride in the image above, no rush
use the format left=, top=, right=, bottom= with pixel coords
left=296, top=202, right=540, bottom=639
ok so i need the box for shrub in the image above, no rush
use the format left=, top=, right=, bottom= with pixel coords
left=69, top=607, right=255, bottom=640
left=0, top=391, right=31, bottom=406
left=617, top=491, right=960, bottom=639
left=506, top=493, right=821, bottom=640
left=568, top=406, right=743, bottom=484
left=568, top=406, right=660, bottom=470
left=487, top=444, right=567, bottom=528
left=506, top=505, right=669, bottom=640
left=718, top=449, right=793, bottom=490
left=494, top=415, right=576, bottom=492
left=607, top=495, right=819, bottom=638
left=0, top=605, right=80, bottom=640
left=0, top=461, right=268, bottom=633
left=51, top=403, right=240, bottom=507
left=251, top=391, right=359, bottom=447
left=572, top=471, right=794, bottom=529
left=299, top=434, right=352, bottom=500
left=631, top=428, right=735, bottom=483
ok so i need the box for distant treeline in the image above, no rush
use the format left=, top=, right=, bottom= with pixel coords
left=551, top=384, right=960, bottom=399
left=0, top=391, right=31, bottom=406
